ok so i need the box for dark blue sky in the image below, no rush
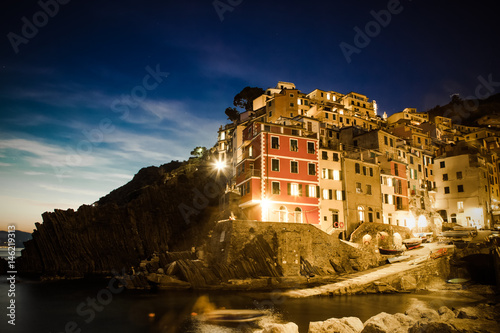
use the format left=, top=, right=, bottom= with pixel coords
left=1, top=0, right=499, bottom=230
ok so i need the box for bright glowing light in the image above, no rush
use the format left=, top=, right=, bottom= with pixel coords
left=261, top=197, right=271, bottom=221
left=407, top=214, right=416, bottom=230
left=214, top=160, right=225, bottom=171
left=418, top=215, right=427, bottom=228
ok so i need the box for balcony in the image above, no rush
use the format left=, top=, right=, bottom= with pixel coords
left=238, top=169, right=261, bottom=180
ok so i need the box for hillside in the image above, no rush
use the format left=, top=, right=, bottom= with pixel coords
left=17, top=153, right=229, bottom=277
left=426, top=93, right=500, bottom=127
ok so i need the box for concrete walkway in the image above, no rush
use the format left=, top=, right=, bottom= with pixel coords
left=283, top=243, right=451, bottom=298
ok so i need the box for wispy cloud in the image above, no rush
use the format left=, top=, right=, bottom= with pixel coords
left=38, top=184, right=104, bottom=197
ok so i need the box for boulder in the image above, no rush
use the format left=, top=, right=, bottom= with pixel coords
left=454, top=306, right=479, bottom=319
left=362, top=312, right=404, bottom=333
left=308, top=316, right=363, bottom=333
left=438, top=306, right=456, bottom=321
left=405, top=302, right=440, bottom=323
left=408, top=321, right=459, bottom=333
left=260, top=322, right=299, bottom=333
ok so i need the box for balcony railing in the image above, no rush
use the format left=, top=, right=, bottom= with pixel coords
left=238, top=169, right=261, bottom=179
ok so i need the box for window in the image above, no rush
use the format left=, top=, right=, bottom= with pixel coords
left=390, top=138, right=394, bottom=147
left=358, top=206, right=365, bottom=222
left=323, top=189, right=331, bottom=200
left=457, top=201, right=464, bottom=211
left=356, top=182, right=362, bottom=193
left=308, top=185, right=317, bottom=198
left=332, top=210, right=339, bottom=224
left=394, top=165, right=399, bottom=176
left=444, top=186, right=450, bottom=194
left=369, top=168, right=373, bottom=177
left=289, top=183, right=299, bottom=196
left=272, top=182, right=280, bottom=195
left=307, top=142, right=315, bottom=154
left=457, top=171, right=462, bottom=179
left=278, top=206, right=287, bottom=222
left=333, top=170, right=341, bottom=180
left=363, top=166, right=367, bottom=175
left=290, top=139, right=298, bottom=152
left=443, top=174, right=448, bottom=181
left=384, top=136, right=388, bottom=145
left=291, top=161, right=298, bottom=173
left=332, top=153, right=339, bottom=162
left=335, top=190, right=343, bottom=201
left=308, top=163, right=316, bottom=175
left=272, top=159, right=279, bottom=171
left=368, top=208, right=374, bottom=222
left=294, top=207, right=303, bottom=223
left=271, top=136, right=279, bottom=149
left=355, top=163, right=361, bottom=174
left=458, top=185, right=464, bottom=192
left=322, top=151, right=328, bottom=160
left=366, top=184, right=372, bottom=195
left=440, top=161, right=445, bottom=168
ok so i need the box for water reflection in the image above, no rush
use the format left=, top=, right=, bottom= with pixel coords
left=0, top=276, right=485, bottom=333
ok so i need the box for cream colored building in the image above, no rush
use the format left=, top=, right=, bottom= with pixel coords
left=434, top=153, right=491, bottom=229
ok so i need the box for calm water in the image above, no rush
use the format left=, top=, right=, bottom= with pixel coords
left=0, top=275, right=485, bottom=333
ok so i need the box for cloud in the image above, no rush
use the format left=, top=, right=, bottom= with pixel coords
left=37, top=184, right=104, bottom=197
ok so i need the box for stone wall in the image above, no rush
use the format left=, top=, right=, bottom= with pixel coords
left=350, top=222, right=412, bottom=248
left=208, top=220, right=380, bottom=278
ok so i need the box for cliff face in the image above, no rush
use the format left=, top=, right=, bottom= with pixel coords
left=18, top=157, right=227, bottom=277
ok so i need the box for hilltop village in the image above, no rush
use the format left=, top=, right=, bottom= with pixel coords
left=215, top=81, right=500, bottom=238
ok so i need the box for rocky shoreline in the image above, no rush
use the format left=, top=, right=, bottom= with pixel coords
left=254, top=285, right=500, bottom=333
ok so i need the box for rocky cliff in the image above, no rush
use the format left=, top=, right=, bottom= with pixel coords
left=18, top=155, right=228, bottom=278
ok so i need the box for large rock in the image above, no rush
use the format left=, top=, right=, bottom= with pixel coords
left=259, top=322, right=299, bottom=333
left=408, top=321, right=459, bottom=333
left=362, top=312, right=405, bottom=333
left=405, top=301, right=440, bottom=323
left=18, top=159, right=224, bottom=277
left=438, top=306, right=456, bottom=321
left=308, top=316, right=363, bottom=333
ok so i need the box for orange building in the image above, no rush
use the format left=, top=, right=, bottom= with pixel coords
left=236, top=121, right=320, bottom=224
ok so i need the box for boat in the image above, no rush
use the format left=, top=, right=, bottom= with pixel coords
left=198, top=309, right=266, bottom=325
left=379, top=247, right=405, bottom=255
left=387, top=255, right=410, bottom=263
left=447, top=278, right=470, bottom=284
left=415, top=232, right=433, bottom=243
left=403, top=238, right=422, bottom=249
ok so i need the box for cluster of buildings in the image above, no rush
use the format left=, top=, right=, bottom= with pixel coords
left=215, top=81, right=500, bottom=238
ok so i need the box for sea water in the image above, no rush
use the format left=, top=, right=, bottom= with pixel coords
left=0, top=275, right=483, bottom=333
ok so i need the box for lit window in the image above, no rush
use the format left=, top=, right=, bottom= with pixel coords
left=335, top=190, right=343, bottom=201
left=457, top=201, right=464, bottom=210
left=333, top=170, right=340, bottom=180
left=308, top=185, right=316, bottom=197
left=290, top=183, right=299, bottom=196
left=323, top=189, right=329, bottom=200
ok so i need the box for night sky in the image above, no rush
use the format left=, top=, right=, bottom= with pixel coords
left=1, top=0, right=499, bottom=231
